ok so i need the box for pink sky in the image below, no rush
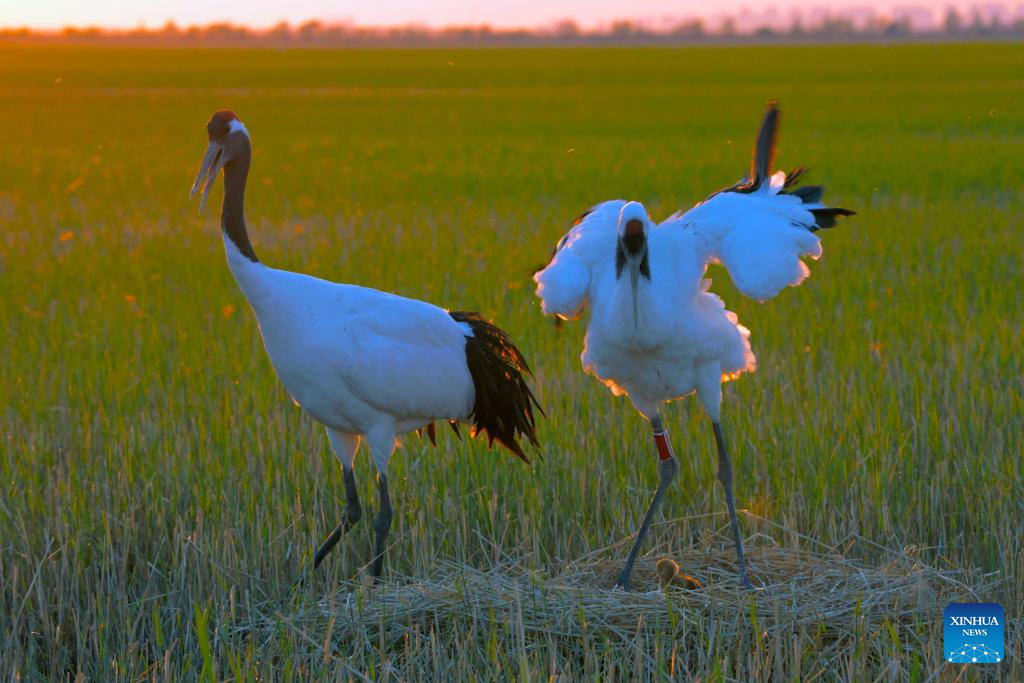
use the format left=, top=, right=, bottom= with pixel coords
left=0, top=0, right=999, bottom=30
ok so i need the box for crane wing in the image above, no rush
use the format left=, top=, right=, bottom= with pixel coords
left=659, top=103, right=854, bottom=302
left=533, top=200, right=625, bottom=319
left=320, top=287, right=477, bottom=421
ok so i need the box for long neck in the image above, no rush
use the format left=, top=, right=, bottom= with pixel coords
left=221, top=142, right=258, bottom=263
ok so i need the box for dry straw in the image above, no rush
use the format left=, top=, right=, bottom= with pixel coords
left=236, top=514, right=1011, bottom=678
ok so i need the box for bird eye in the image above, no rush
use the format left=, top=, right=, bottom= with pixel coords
left=223, top=126, right=231, bottom=136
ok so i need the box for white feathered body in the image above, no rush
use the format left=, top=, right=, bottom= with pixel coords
left=223, top=237, right=474, bottom=438
left=535, top=174, right=828, bottom=418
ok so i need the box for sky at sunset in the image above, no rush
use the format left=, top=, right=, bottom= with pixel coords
left=0, top=1, right=988, bottom=30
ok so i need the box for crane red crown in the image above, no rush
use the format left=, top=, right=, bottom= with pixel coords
left=207, top=110, right=239, bottom=138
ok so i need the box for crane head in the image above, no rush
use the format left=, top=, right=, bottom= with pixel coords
left=190, top=110, right=250, bottom=212
left=617, top=201, right=649, bottom=255
left=615, top=201, right=651, bottom=327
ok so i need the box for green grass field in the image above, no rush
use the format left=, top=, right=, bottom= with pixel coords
left=1, top=43, right=1022, bottom=680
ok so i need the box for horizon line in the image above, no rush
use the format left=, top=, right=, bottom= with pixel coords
left=2, top=2, right=1020, bottom=34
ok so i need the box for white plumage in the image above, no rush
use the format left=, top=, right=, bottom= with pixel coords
left=226, top=244, right=476, bottom=469
left=536, top=178, right=829, bottom=418
left=191, top=110, right=540, bottom=580
left=534, top=103, right=853, bottom=588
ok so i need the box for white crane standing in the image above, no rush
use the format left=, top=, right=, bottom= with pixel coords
left=534, top=103, right=853, bottom=589
left=190, top=110, right=541, bottom=579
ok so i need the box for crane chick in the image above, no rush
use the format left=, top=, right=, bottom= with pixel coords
left=655, top=558, right=703, bottom=591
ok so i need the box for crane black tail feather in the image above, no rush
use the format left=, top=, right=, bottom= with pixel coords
left=751, top=101, right=780, bottom=188
left=711, top=103, right=857, bottom=230
left=717, top=101, right=781, bottom=195
left=450, top=311, right=543, bottom=463
left=808, top=207, right=857, bottom=231
left=778, top=167, right=857, bottom=231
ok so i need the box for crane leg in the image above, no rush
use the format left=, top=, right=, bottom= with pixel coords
left=369, top=473, right=393, bottom=580
left=312, top=467, right=362, bottom=569
left=712, top=420, right=751, bottom=589
left=615, top=415, right=679, bottom=589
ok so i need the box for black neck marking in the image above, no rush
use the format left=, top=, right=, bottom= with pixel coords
left=615, top=242, right=651, bottom=280
left=221, top=138, right=259, bottom=263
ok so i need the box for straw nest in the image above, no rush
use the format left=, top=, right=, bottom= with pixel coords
left=239, top=516, right=1007, bottom=670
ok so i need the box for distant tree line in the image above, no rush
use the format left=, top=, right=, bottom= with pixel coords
left=3, top=5, right=1024, bottom=46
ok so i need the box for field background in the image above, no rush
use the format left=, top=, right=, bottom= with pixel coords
left=1, top=44, right=1021, bottom=680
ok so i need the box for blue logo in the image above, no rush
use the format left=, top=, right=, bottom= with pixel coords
left=944, top=603, right=1004, bottom=663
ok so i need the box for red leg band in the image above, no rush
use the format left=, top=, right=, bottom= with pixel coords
left=653, top=431, right=674, bottom=461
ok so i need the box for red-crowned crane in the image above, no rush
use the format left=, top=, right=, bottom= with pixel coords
left=190, top=110, right=541, bottom=580
left=533, top=103, right=853, bottom=589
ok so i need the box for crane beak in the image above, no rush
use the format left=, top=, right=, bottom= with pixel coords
left=190, top=141, right=225, bottom=212
left=629, top=260, right=642, bottom=328
left=620, top=227, right=647, bottom=329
